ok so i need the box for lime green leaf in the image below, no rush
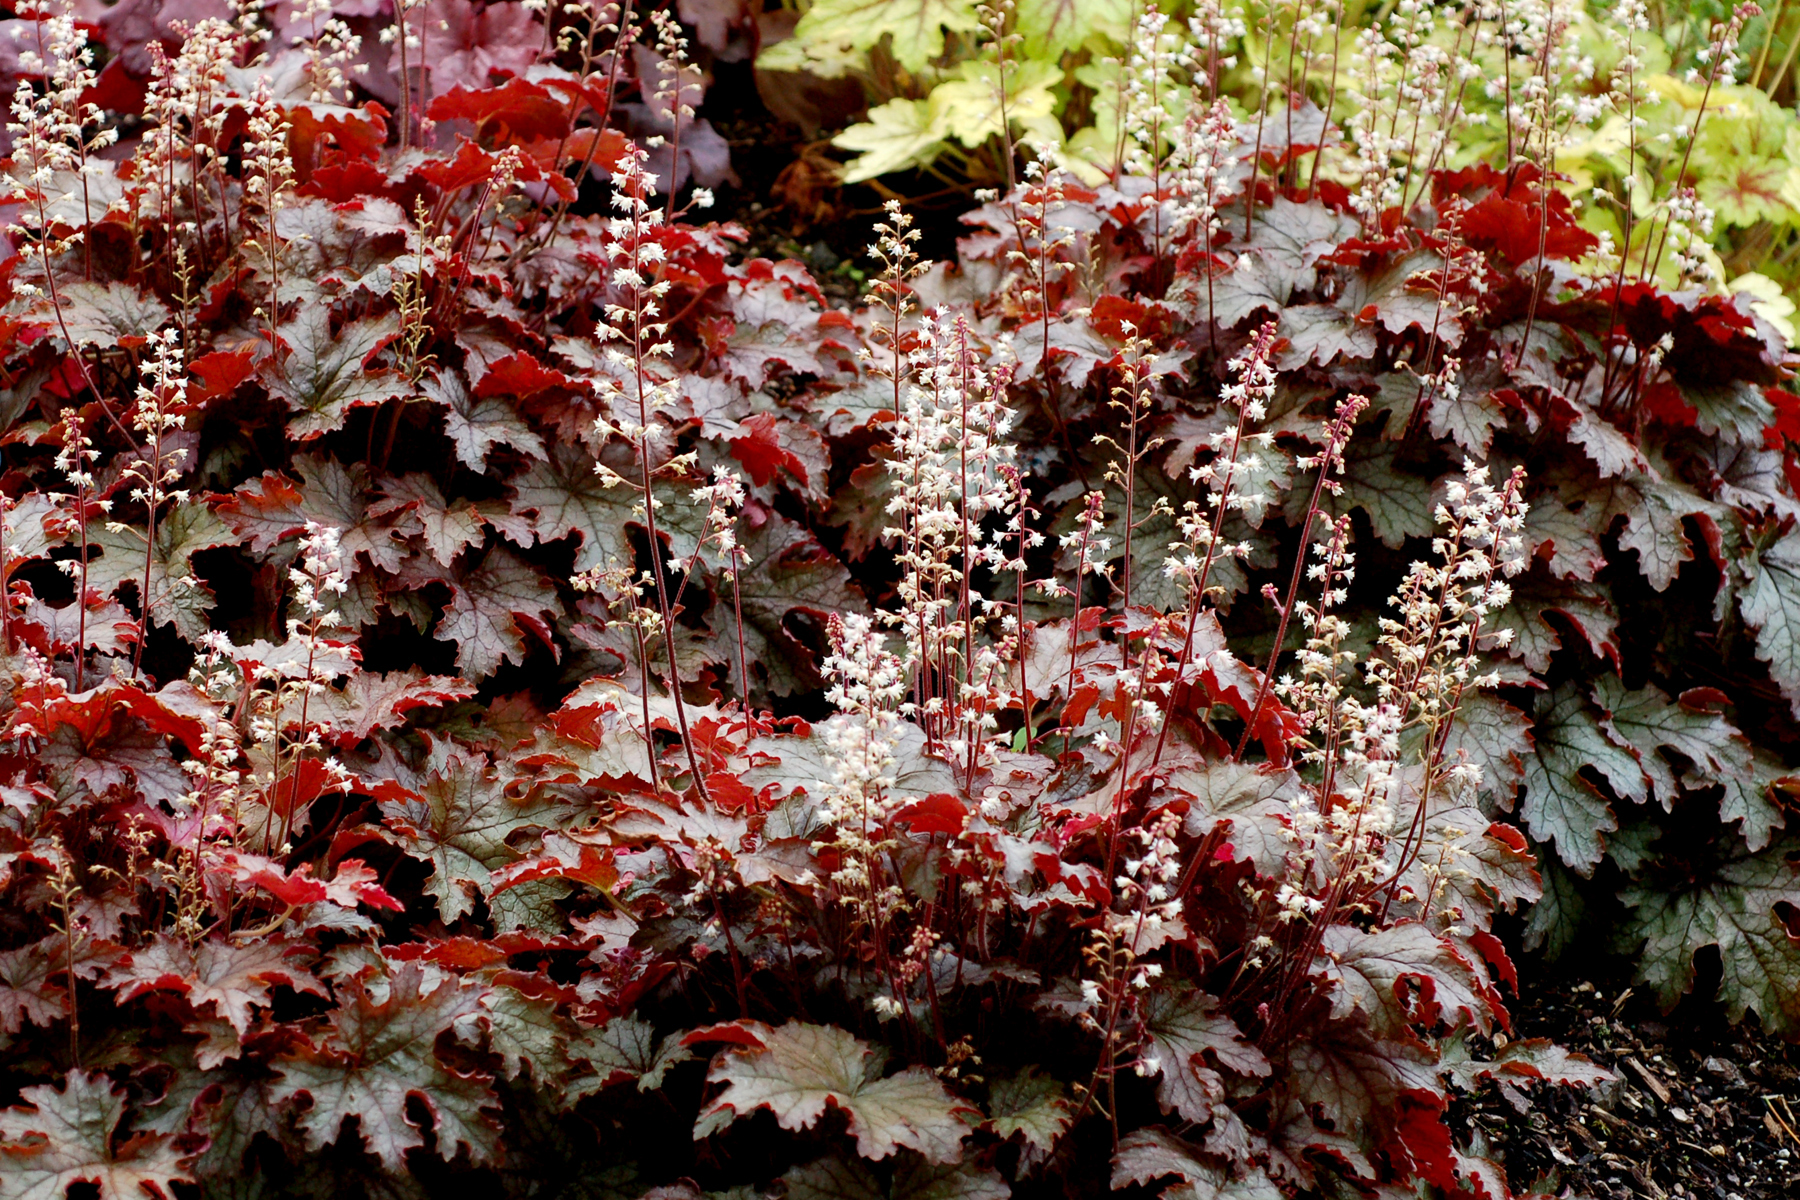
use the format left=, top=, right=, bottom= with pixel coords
left=1691, top=88, right=1800, bottom=229
left=1013, top=0, right=1132, bottom=56
left=930, top=59, right=1062, bottom=150
left=836, top=97, right=951, bottom=184
left=791, top=0, right=981, bottom=73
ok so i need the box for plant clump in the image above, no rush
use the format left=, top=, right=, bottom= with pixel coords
left=0, top=2, right=1792, bottom=1200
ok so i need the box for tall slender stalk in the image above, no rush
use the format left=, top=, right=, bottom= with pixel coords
left=594, top=147, right=711, bottom=800
left=1237, top=394, right=1367, bottom=758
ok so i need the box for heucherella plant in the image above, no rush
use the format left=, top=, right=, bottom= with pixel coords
left=0, top=3, right=1796, bottom=1199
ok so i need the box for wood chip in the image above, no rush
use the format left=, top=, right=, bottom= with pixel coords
left=1765, top=1096, right=1800, bottom=1146
left=1594, top=1106, right=1630, bottom=1132
left=1628, top=1161, right=1667, bottom=1200
left=1628, top=1056, right=1674, bottom=1105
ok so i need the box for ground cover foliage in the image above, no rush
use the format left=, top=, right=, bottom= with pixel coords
left=0, top=1, right=1795, bottom=1198
left=761, top=0, right=1800, bottom=318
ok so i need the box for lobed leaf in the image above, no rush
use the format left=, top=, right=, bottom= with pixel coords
left=698, top=1021, right=974, bottom=1163
left=0, top=1070, right=194, bottom=1200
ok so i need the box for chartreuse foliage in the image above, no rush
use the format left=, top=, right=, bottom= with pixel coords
left=762, top=0, right=1800, bottom=322
left=0, top=1, right=1791, bottom=1200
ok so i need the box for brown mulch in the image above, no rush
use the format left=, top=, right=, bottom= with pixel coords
left=1468, top=980, right=1800, bottom=1200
